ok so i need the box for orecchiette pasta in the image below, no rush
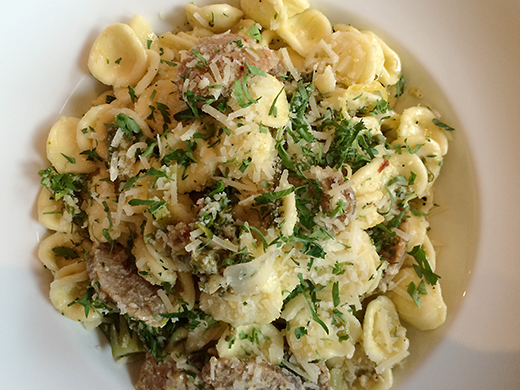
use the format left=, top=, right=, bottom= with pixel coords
left=36, top=2, right=455, bottom=389
left=330, top=30, right=385, bottom=86
left=49, top=262, right=102, bottom=326
left=37, top=188, right=73, bottom=233
left=240, top=0, right=310, bottom=30
left=185, top=4, right=244, bottom=33
left=88, top=23, right=148, bottom=87
left=276, top=9, right=333, bottom=57
left=46, top=117, right=97, bottom=174
left=38, top=231, right=91, bottom=274
left=388, top=267, right=447, bottom=331
left=216, top=323, right=284, bottom=365
left=363, top=296, right=409, bottom=372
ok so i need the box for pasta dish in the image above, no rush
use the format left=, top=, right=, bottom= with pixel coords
left=37, top=1, right=453, bottom=389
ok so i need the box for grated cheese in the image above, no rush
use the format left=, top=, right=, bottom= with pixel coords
left=210, top=236, right=239, bottom=252
left=280, top=48, right=300, bottom=81
left=202, top=104, right=237, bottom=130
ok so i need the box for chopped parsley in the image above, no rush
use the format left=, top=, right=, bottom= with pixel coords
left=395, top=74, right=405, bottom=97
left=191, top=49, right=208, bottom=68
left=432, top=118, right=455, bottom=131
left=239, top=157, right=252, bottom=173
left=253, top=187, right=296, bottom=206
left=409, top=245, right=441, bottom=285
left=294, top=326, right=308, bottom=339
left=370, top=99, right=392, bottom=116
left=52, top=246, right=80, bottom=260
left=269, top=87, right=284, bottom=118
left=61, top=154, right=76, bottom=164
left=332, top=281, right=340, bottom=307
left=128, top=86, right=137, bottom=103
left=407, top=279, right=428, bottom=307
left=38, top=167, right=87, bottom=200
left=288, top=81, right=314, bottom=142
left=115, top=113, right=142, bottom=137
left=80, top=146, right=102, bottom=162
left=245, top=63, right=267, bottom=77
left=246, top=24, right=263, bottom=42
left=161, top=140, right=198, bottom=179
left=128, top=199, right=168, bottom=217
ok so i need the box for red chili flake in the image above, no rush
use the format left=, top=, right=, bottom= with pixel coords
left=378, top=159, right=389, bottom=173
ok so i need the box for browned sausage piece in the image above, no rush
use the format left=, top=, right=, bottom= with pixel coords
left=176, top=33, right=280, bottom=100
left=86, top=244, right=167, bottom=327
left=288, top=167, right=357, bottom=226
left=135, top=353, right=198, bottom=390
left=201, top=357, right=305, bottom=390
left=378, top=218, right=409, bottom=291
left=319, top=176, right=357, bottom=223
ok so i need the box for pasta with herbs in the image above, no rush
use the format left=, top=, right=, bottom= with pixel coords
left=37, top=1, right=454, bottom=389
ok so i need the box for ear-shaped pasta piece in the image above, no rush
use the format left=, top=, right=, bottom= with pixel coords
left=351, top=157, right=392, bottom=197
left=85, top=172, right=122, bottom=244
left=132, top=236, right=178, bottom=286
left=323, top=81, right=388, bottom=117
left=403, top=214, right=429, bottom=251
left=280, top=0, right=310, bottom=17
left=396, top=106, right=449, bottom=156
left=353, top=153, right=429, bottom=201
left=77, top=105, right=151, bottom=158
left=240, top=0, right=280, bottom=29
left=275, top=9, right=332, bottom=57
left=159, top=31, right=200, bottom=55
left=216, top=323, right=284, bottom=365
left=332, top=226, right=385, bottom=301
left=37, top=188, right=72, bottom=233
left=135, top=79, right=186, bottom=135
left=49, top=262, right=101, bottom=325
left=283, top=294, right=361, bottom=362
left=363, top=295, right=409, bottom=372
left=128, top=14, right=157, bottom=48
left=388, top=267, right=447, bottom=330
left=185, top=318, right=226, bottom=354
left=240, top=0, right=310, bottom=30
left=229, top=74, right=290, bottom=129
left=396, top=133, right=444, bottom=181
left=363, top=31, right=401, bottom=86
left=200, top=289, right=284, bottom=327
left=351, top=190, right=385, bottom=229
left=330, top=30, right=385, bottom=86
left=185, top=4, right=244, bottom=33
left=46, top=117, right=97, bottom=174
left=348, top=80, right=389, bottom=102
left=200, top=263, right=284, bottom=326
left=38, top=232, right=91, bottom=274
left=214, top=120, right=277, bottom=184
left=88, top=23, right=148, bottom=87
left=157, top=132, right=218, bottom=194
left=387, top=153, right=429, bottom=198
left=76, top=104, right=113, bottom=157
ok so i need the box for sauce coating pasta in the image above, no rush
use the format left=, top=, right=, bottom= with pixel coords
left=37, top=1, right=453, bottom=389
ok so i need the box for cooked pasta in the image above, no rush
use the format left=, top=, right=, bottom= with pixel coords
left=37, top=1, right=454, bottom=389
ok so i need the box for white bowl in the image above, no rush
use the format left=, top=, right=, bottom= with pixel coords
left=1, top=0, right=519, bottom=389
